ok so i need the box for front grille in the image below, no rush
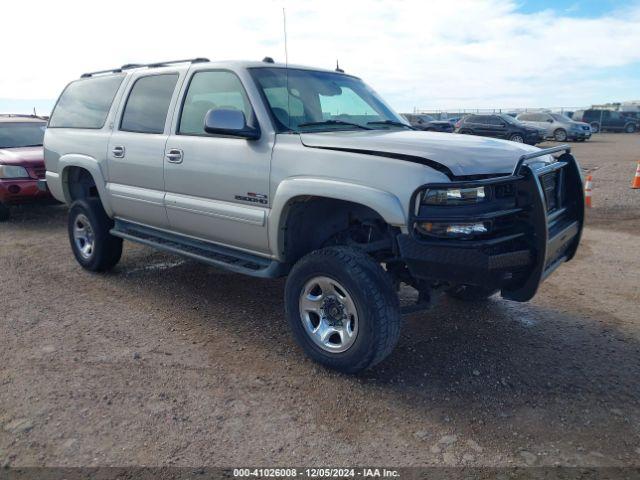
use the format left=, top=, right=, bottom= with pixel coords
left=540, top=171, right=559, bottom=212
left=31, top=167, right=46, bottom=179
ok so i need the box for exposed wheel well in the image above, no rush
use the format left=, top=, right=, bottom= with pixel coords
left=280, top=196, right=396, bottom=265
left=65, top=167, right=99, bottom=202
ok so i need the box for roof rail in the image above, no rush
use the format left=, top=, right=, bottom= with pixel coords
left=80, top=58, right=210, bottom=78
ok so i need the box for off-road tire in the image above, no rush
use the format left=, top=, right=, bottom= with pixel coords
left=553, top=128, right=567, bottom=142
left=447, top=284, right=498, bottom=301
left=0, top=203, right=9, bottom=222
left=285, top=246, right=401, bottom=374
left=68, top=198, right=122, bottom=272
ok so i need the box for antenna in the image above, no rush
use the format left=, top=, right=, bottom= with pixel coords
left=283, top=7, right=291, bottom=130
left=335, top=60, right=344, bottom=73
left=283, top=7, right=289, bottom=67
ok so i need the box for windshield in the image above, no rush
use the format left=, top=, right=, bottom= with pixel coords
left=0, top=122, right=46, bottom=148
left=498, top=114, right=520, bottom=125
left=250, top=67, right=408, bottom=132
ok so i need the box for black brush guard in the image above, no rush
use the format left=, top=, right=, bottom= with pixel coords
left=397, top=145, right=584, bottom=302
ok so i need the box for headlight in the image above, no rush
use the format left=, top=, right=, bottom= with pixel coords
left=417, top=221, right=488, bottom=238
left=0, top=165, right=30, bottom=179
left=422, top=186, right=486, bottom=206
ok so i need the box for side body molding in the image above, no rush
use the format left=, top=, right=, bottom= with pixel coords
left=269, top=177, right=407, bottom=261
left=57, top=154, right=113, bottom=216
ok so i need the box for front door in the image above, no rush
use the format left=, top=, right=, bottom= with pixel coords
left=107, top=72, right=183, bottom=228
left=163, top=69, right=272, bottom=255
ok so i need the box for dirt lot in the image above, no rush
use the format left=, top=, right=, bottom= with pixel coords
left=1, top=133, right=639, bottom=468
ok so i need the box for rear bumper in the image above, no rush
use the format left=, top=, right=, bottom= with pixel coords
left=398, top=147, right=584, bottom=302
left=0, top=178, right=52, bottom=205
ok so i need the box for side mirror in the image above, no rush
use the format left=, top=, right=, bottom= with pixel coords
left=203, top=109, right=260, bottom=140
left=547, top=118, right=553, bottom=123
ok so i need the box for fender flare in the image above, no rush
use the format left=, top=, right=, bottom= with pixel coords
left=58, top=155, right=113, bottom=216
left=268, top=177, right=406, bottom=260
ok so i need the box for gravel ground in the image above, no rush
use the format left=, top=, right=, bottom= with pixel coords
left=1, top=133, right=639, bottom=468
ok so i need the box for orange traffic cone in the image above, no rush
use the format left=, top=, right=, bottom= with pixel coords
left=632, top=162, right=640, bottom=189
left=584, top=175, right=593, bottom=208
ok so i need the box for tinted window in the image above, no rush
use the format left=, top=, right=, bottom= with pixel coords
left=49, top=76, right=124, bottom=129
left=487, top=116, right=505, bottom=126
left=518, top=113, right=535, bottom=121
left=466, top=115, right=483, bottom=124
left=0, top=122, right=46, bottom=148
left=120, top=74, right=178, bottom=134
left=179, top=71, right=252, bottom=135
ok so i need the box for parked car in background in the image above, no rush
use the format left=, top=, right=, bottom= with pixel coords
left=516, top=112, right=591, bottom=142
left=401, top=113, right=454, bottom=133
left=0, top=115, right=51, bottom=221
left=456, top=113, right=545, bottom=145
left=572, top=109, right=638, bottom=133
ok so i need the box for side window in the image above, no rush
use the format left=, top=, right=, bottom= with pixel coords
left=120, top=74, right=178, bottom=134
left=179, top=71, right=253, bottom=136
left=487, top=116, right=504, bottom=126
left=467, top=115, right=481, bottom=124
left=49, top=75, right=124, bottom=129
left=518, top=114, right=533, bottom=121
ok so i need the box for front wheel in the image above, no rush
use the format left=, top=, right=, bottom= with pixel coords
left=625, top=123, right=636, bottom=133
left=590, top=122, right=600, bottom=133
left=0, top=203, right=9, bottom=222
left=285, top=247, right=401, bottom=373
left=553, top=128, right=567, bottom=142
left=68, top=198, right=123, bottom=272
left=509, top=133, right=524, bottom=143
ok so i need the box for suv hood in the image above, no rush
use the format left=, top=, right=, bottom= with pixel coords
left=300, top=130, right=543, bottom=177
left=0, top=146, right=44, bottom=167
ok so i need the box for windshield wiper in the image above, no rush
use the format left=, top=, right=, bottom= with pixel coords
left=297, top=120, right=373, bottom=130
left=366, top=120, right=415, bottom=130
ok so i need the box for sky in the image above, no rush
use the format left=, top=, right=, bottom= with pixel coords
left=1, top=0, right=639, bottom=115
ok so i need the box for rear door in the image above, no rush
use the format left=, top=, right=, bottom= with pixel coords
left=107, top=71, right=184, bottom=227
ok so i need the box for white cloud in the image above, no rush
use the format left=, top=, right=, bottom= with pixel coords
left=1, top=0, right=639, bottom=112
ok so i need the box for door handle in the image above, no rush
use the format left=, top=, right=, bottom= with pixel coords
left=112, top=146, right=125, bottom=158
left=166, top=149, right=183, bottom=164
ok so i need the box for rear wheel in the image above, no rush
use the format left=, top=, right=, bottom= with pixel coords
left=285, top=246, right=401, bottom=373
left=509, top=133, right=524, bottom=143
left=553, top=128, right=567, bottom=141
left=447, top=284, right=498, bottom=301
left=590, top=122, right=600, bottom=133
left=625, top=123, right=636, bottom=133
left=68, top=198, right=122, bottom=272
left=0, top=203, right=9, bottom=222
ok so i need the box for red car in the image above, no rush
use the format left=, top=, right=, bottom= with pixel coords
left=0, top=115, right=51, bottom=221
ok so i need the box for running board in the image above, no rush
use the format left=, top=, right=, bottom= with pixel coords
left=110, top=219, right=287, bottom=278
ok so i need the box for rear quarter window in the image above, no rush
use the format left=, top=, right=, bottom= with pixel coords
left=49, top=75, right=124, bottom=129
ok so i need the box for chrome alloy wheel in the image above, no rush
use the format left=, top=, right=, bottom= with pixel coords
left=299, top=276, right=359, bottom=353
left=73, top=213, right=95, bottom=259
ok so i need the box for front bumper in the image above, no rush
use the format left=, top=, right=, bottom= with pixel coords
left=569, top=130, right=591, bottom=140
left=398, top=146, right=584, bottom=302
left=0, top=178, right=52, bottom=205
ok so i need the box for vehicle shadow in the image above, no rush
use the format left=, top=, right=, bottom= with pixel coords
left=111, top=247, right=640, bottom=417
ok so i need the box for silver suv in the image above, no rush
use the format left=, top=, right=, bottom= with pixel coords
left=44, top=58, right=585, bottom=373
left=516, top=112, right=591, bottom=142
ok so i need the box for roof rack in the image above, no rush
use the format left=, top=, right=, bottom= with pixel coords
left=80, top=58, right=210, bottom=78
